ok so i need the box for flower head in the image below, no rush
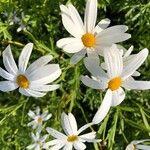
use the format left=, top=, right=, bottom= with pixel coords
left=28, top=107, right=52, bottom=129
left=46, top=112, right=100, bottom=149
left=0, top=43, right=61, bottom=97
left=81, top=44, right=150, bottom=124
left=27, top=131, right=49, bottom=150
left=126, top=139, right=150, bottom=150
left=57, top=0, right=131, bottom=64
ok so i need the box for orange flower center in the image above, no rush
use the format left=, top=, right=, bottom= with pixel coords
left=81, top=33, right=96, bottom=47
left=67, top=135, right=78, bottom=142
left=16, top=74, right=29, bottom=89
left=108, top=77, right=122, bottom=91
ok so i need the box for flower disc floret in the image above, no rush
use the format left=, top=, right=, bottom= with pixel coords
left=16, top=74, right=29, bottom=88
left=81, top=33, right=96, bottom=48
left=67, top=135, right=78, bottom=142
left=108, top=77, right=122, bottom=91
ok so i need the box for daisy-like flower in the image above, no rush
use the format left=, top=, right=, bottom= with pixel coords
left=81, top=44, right=150, bottom=124
left=27, top=131, right=49, bottom=150
left=126, top=139, right=150, bottom=150
left=0, top=43, right=61, bottom=97
left=28, top=107, right=52, bottom=129
left=46, top=112, right=100, bottom=150
left=57, top=0, right=131, bottom=64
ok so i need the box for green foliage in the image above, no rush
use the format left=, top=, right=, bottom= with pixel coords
left=0, top=0, right=150, bottom=149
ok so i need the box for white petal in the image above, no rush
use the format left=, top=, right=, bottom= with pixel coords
left=68, top=113, right=78, bottom=134
left=84, top=56, right=108, bottom=79
left=136, top=144, right=150, bottom=150
left=18, top=43, right=33, bottom=73
left=123, top=45, right=134, bottom=58
left=30, top=84, right=60, bottom=92
left=97, top=33, right=131, bottom=45
left=63, top=40, right=84, bottom=53
left=43, top=139, right=62, bottom=146
left=26, top=144, right=36, bottom=149
left=63, top=143, right=73, bottom=150
left=121, top=48, right=148, bottom=79
left=0, top=67, right=15, bottom=81
left=0, top=81, right=18, bottom=92
left=77, top=122, right=93, bottom=135
left=61, top=112, right=75, bottom=135
left=35, top=145, right=40, bottom=150
left=26, top=55, right=53, bottom=74
left=84, top=0, right=97, bottom=32
left=46, top=127, right=67, bottom=139
left=43, top=113, right=52, bottom=121
left=28, top=64, right=61, bottom=84
left=92, top=89, right=112, bottom=124
left=68, top=4, right=84, bottom=33
left=79, top=132, right=96, bottom=142
left=125, top=144, right=135, bottom=150
left=50, top=142, right=66, bottom=150
left=70, top=49, right=86, bottom=64
left=123, top=80, right=150, bottom=90
left=19, top=88, right=46, bottom=97
left=57, top=38, right=84, bottom=53
left=3, top=45, right=18, bottom=75
left=104, top=44, right=123, bottom=78
left=111, top=88, right=125, bottom=106
left=131, top=139, right=150, bottom=145
left=132, top=71, right=140, bottom=77
left=97, top=25, right=129, bottom=37
left=60, top=5, right=83, bottom=37
left=73, top=141, right=86, bottom=150
left=93, top=18, right=111, bottom=34
left=28, top=110, right=36, bottom=119
left=81, top=75, right=107, bottom=90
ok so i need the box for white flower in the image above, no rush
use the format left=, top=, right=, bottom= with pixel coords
left=57, top=0, right=131, bottom=64
left=81, top=44, right=150, bottom=124
left=46, top=112, right=100, bottom=150
left=28, top=107, right=52, bottom=129
left=126, top=139, right=150, bottom=150
left=0, top=43, right=61, bottom=97
left=27, top=131, right=49, bottom=150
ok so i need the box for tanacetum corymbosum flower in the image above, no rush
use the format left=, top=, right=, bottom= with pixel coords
left=46, top=112, right=100, bottom=149
left=81, top=44, right=150, bottom=124
left=0, top=43, right=61, bottom=97
left=57, top=0, right=131, bottom=64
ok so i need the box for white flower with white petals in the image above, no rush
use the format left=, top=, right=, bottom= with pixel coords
left=126, top=139, right=150, bottom=150
left=28, top=107, right=52, bottom=129
left=81, top=44, right=150, bottom=124
left=0, top=43, right=61, bottom=97
left=57, top=0, right=131, bottom=64
left=46, top=112, right=100, bottom=150
left=27, top=131, right=49, bottom=150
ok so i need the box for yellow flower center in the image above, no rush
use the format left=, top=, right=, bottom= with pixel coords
left=67, top=135, right=78, bottom=142
left=37, top=117, right=43, bottom=124
left=16, top=74, right=29, bottom=89
left=108, top=77, right=122, bottom=91
left=81, top=33, right=96, bottom=47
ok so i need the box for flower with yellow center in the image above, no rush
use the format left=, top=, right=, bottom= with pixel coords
left=57, top=0, right=131, bottom=64
left=46, top=112, right=101, bottom=149
left=27, top=132, right=50, bottom=150
left=28, top=107, right=52, bottom=129
left=81, top=44, right=150, bottom=124
left=0, top=43, right=61, bottom=97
